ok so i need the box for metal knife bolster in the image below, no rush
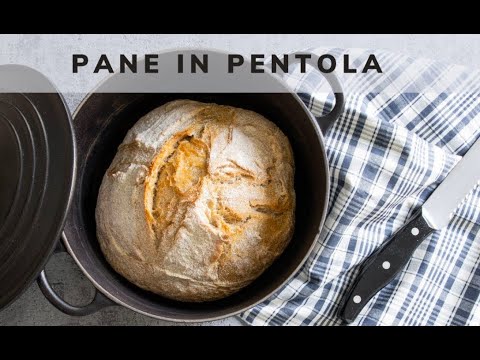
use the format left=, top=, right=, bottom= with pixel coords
left=340, top=209, right=435, bottom=324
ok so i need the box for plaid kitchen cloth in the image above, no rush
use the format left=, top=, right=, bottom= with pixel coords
left=239, top=47, right=480, bottom=326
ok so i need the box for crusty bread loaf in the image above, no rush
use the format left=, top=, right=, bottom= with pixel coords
left=95, top=100, right=295, bottom=302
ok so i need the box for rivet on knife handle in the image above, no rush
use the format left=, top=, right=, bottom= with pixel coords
left=340, top=210, right=434, bottom=324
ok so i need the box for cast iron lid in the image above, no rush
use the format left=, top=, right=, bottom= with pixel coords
left=0, top=65, right=75, bottom=310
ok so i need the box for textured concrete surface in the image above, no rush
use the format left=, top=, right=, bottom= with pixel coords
left=2, top=34, right=480, bottom=326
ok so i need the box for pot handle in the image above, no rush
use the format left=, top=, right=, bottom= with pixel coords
left=37, top=234, right=116, bottom=316
left=293, top=52, right=345, bottom=135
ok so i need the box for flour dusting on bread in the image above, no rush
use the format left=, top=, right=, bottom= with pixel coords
left=96, top=100, right=295, bottom=302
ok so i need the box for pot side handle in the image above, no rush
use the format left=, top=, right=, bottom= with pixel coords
left=37, top=234, right=116, bottom=316
left=292, top=52, right=345, bottom=135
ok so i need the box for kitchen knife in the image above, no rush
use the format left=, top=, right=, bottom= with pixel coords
left=340, top=138, right=480, bottom=324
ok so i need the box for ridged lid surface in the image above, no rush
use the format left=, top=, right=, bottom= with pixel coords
left=0, top=65, right=75, bottom=310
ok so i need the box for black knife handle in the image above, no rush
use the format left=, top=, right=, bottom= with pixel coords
left=340, top=210, right=435, bottom=324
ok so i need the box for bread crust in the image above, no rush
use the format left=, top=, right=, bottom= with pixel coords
left=96, top=100, right=295, bottom=302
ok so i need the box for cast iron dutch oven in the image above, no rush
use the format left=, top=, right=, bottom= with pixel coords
left=0, top=50, right=344, bottom=321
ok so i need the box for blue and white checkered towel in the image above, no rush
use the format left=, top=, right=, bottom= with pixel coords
left=240, top=48, right=480, bottom=326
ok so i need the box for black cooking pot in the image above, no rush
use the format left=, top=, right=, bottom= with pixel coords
left=0, top=50, right=344, bottom=322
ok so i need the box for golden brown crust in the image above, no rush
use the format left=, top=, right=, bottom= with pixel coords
left=95, top=100, right=295, bottom=302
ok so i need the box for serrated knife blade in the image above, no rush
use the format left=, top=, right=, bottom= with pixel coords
left=340, top=137, right=480, bottom=324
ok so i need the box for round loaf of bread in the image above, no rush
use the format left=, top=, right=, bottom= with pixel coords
left=95, top=100, right=295, bottom=302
